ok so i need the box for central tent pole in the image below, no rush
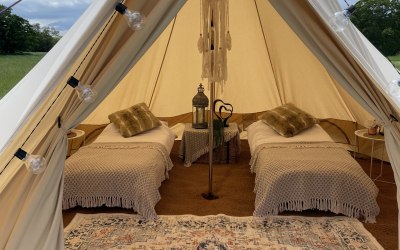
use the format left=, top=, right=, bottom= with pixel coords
left=200, top=0, right=230, bottom=200
left=202, top=80, right=217, bottom=200
left=202, top=10, right=217, bottom=199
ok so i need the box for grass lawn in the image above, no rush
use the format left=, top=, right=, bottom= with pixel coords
left=0, top=52, right=46, bottom=98
left=0, top=52, right=398, bottom=100
left=388, top=55, right=400, bottom=70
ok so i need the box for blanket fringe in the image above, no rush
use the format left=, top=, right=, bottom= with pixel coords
left=255, top=198, right=376, bottom=223
left=63, top=196, right=135, bottom=210
left=62, top=196, right=158, bottom=220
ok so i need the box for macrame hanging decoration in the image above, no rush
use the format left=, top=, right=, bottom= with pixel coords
left=198, top=0, right=231, bottom=85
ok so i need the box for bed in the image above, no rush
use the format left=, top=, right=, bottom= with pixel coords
left=63, top=122, right=176, bottom=220
left=247, top=120, right=380, bottom=222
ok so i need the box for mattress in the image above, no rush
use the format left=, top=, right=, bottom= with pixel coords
left=247, top=120, right=333, bottom=155
left=92, top=122, right=176, bottom=153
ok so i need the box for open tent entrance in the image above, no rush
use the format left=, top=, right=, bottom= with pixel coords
left=81, top=0, right=377, bottom=158
left=0, top=0, right=399, bottom=249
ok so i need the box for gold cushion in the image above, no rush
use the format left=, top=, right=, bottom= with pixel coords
left=108, top=103, right=161, bottom=137
left=259, top=103, right=319, bottom=137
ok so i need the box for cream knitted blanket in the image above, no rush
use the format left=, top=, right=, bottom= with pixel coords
left=63, top=142, right=173, bottom=220
left=250, top=142, right=379, bottom=222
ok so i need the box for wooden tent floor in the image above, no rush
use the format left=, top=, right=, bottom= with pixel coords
left=63, top=140, right=398, bottom=250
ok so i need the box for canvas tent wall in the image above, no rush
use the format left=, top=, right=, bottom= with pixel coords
left=83, top=0, right=372, bottom=124
left=80, top=0, right=384, bottom=159
left=0, top=0, right=399, bottom=249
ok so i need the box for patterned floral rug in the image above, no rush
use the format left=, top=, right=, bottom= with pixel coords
left=64, top=213, right=383, bottom=249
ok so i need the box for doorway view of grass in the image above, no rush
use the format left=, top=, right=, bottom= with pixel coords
left=0, top=52, right=399, bottom=100
left=0, top=52, right=46, bottom=98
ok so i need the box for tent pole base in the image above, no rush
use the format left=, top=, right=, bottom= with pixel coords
left=201, top=192, right=219, bottom=200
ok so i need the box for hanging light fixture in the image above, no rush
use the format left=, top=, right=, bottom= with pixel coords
left=14, top=148, right=46, bottom=174
left=67, top=76, right=97, bottom=103
left=329, top=5, right=356, bottom=32
left=115, top=3, right=145, bottom=30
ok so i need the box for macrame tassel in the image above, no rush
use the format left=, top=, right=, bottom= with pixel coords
left=215, top=50, right=224, bottom=80
left=226, top=31, right=231, bottom=50
left=202, top=51, right=210, bottom=79
left=198, top=34, right=204, bottom=53
left=200, top=0, right=230, bottom=85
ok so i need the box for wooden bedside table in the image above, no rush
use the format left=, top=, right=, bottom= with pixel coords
left=179, top=123, right=240, bottom=167
left=67, top=129, right=85, bottom=157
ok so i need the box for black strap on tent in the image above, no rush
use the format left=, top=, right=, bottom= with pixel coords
left=148, top=16, right=178, bottom=108
left=57, top=116, right=62, bottom=128
left=390, top=114, right=398, bottom=123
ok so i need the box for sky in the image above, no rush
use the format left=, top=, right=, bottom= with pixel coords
left=1, top=0, right=94, bottom=35
left=1, top=0, right=358, bottom=35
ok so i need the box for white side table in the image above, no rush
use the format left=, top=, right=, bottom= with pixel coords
left=354, top=129, right=392, bottom=183
left=67, top=129, right=85, bottom=157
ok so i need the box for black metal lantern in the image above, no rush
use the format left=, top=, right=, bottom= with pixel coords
left=192, top=84, right=209, bottom=129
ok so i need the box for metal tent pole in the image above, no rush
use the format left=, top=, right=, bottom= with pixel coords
left=202, top=80, right=218, bottom=200
left=201, top=6, right=218, bottom=200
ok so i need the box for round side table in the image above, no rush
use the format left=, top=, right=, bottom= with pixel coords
left=67, top=129, right=85, bottom=157
left=354, top=129, right=392, bottom=183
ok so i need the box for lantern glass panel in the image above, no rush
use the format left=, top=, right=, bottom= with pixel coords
left=192, top=106, right=208, bottom=129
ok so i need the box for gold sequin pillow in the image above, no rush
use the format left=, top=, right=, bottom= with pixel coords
left=259, top=103, right=319, bottom=137
left=108, top=103, right=161, bottom=137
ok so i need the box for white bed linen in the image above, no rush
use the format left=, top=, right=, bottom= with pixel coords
left=93, top=122, right=177, bottom=153
left=247, top=120, right=333, bottom=155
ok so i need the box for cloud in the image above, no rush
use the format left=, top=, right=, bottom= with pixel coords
left=1, top=0, right=93, bottom=34
left=339, top=0, right=359, bottom=8
left=2, top=0, right=360, bottom=34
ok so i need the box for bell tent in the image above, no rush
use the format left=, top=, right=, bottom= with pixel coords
left=0, top=0, right=399, bottom=249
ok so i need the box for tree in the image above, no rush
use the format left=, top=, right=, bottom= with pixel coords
left=32, top=26, right=61, bottom=52
left=0, top=5, right=33, bottom=53
left=0, top=5, right=61, bottom=54
left=351, top=0, right=400, bottom=56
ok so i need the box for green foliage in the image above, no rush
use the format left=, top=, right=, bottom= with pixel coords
left=0, top=52, right=46, bottom=98
left=0, top=5, right=61, bottom=54
left=351, top=0, right=400, bottom=56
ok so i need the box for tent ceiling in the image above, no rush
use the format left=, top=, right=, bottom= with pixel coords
left=84, top=0, right=369, bottom=125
